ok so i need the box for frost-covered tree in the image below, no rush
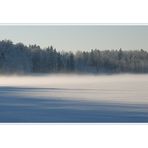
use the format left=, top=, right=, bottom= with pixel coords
left=1, top=40, right=148, bottom=74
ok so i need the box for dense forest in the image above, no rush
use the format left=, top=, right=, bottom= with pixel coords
left=0, top=40, right=148, bottom=74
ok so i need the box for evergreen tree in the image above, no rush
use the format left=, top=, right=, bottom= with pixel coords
left=0, top=40, right=148, bottom=74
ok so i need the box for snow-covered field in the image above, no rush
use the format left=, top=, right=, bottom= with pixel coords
left=0, top=74, right=148, bottom=122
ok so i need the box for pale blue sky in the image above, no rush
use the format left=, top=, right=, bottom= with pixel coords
left=0, top=25, right=148, bottom=51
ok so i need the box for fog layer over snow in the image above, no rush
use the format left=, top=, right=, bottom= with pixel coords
left=0, top=74, right=148, bottom=104
left=1, top=74, right=148, bottom=122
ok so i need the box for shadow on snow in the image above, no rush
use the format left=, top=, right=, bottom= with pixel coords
left=0, top=86, right=148, bottom=122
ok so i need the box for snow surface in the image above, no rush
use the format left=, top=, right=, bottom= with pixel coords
left=0, top=74, right=148, bottom=122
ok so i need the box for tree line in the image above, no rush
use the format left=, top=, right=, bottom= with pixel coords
left=0, top=40, right=148, bottom=74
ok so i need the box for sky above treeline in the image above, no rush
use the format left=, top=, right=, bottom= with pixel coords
left=0, top=25, right=148, bottom=52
